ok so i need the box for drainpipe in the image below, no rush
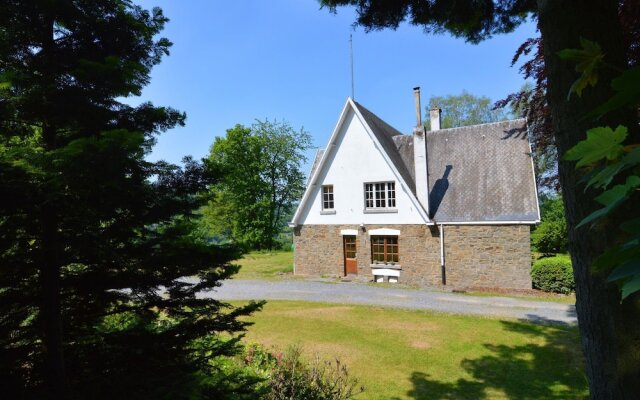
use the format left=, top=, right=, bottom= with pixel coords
left=439, top=223, right=446, bottom=285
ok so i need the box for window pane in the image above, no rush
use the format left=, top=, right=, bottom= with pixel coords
left=365, top=183, right=374, bottom=208
left=387, top=182, right=396, bottom=208
left=375, top=183, right=385, bottom=207
left=371, top=236, right=385, bottom=262
left=344, top=236, right=356, bottom=258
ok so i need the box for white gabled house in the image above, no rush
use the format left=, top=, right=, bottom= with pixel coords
left=290, top=89, right=540, bottom=289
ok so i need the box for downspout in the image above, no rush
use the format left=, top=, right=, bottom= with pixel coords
left=439, top=223, right=446, bottom=285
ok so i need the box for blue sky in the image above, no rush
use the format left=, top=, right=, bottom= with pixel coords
left=135, top=0, right=537, bottom=170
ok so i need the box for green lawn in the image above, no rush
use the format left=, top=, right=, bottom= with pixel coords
left=234, top=251, right=294, bottom=279
left=459, top=290, right=576, bottom=304
left=239, top=301, right=588, bottom=400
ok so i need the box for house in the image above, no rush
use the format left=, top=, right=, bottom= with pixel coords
left=289, top=88, right=540, bottom=290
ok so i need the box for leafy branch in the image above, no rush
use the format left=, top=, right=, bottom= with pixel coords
left=560, top=39, right=640, bottom=299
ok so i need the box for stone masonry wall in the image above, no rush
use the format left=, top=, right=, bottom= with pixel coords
left=443, top=225, right=532, bottom=289
left=294, top=224, right=532, bottom=289
left=293, top=224, right=440, bottom=285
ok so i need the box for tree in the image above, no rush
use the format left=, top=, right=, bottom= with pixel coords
left=205, top=120, right=311, bottom=250
left=0, top=1, right=261, bottom=398
left=320, top=1, right=640, bottom=397
left=425, top=90, right=511, bottom=130
left=495, top=39, right=559, bottom=192
left=531, top=195, right=568, bottom=255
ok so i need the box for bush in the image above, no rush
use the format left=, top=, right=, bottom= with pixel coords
left=531, top=255, right=575, bottom=294
left=531, top=195, right=568, bottom=254
left=236, top=344, right=364, bottom=400
left=267, top=346, right=364, bottom=400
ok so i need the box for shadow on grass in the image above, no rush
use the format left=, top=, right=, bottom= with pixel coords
left=393, top=319, right=588, bottom=400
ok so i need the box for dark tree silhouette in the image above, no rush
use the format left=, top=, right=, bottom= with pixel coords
left=0, top=1, right=261, bottom=398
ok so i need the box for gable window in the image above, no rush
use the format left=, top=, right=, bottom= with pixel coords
left=364, top=182, right=396, bottom=209
left=322, top=185, right=334, bottom=210
left=371, top=236, right=399, bottom=263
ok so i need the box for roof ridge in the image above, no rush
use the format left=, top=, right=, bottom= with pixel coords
left=427, top=118, right=527, bottom=134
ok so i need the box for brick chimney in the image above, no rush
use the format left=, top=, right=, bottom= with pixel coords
left=412, top=87, right=430, bottom=216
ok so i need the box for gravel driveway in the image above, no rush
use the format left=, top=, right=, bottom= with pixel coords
left=197, top=279, right=577, bottom=325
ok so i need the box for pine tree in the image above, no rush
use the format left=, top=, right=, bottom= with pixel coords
left=0, top=1, right=261, bottom=398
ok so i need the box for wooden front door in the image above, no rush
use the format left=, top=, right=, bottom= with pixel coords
left=343, top=235, right=357, bottom=275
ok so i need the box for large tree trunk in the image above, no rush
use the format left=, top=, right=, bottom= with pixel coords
left=40, top=11, right=65, bottom=398
left=40, top=211, right=65, bottom=399
left=537, top=0, right=640, bottom=398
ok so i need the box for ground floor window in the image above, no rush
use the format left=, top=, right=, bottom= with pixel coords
left=371, top=236, right=399, bottom=263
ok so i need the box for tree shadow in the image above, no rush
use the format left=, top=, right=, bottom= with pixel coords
left=429, top=165, right=452, bottom=218
left=502, top=126, right=528, bottom=139
left=392, top=319, right=587, bottom=400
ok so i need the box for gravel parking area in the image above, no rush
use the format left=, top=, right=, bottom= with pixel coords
left=197, top=279, right=577, bottom=325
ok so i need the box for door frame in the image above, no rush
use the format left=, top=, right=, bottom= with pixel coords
left=343, top=235, right=357, bottom=275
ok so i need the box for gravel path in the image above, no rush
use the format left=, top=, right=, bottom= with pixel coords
left=197, top=279, right=577, bottom=325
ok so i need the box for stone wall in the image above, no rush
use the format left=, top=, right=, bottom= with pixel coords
left=443, top=224, right=532, bottom=289
left=293, top=224, right=532, bottom=289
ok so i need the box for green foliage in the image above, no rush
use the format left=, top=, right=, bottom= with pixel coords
left=320, top=0, right=534, bottom=44
left=531, top=255, right=575, bottom=294
left=564, top=125, right=627, bottom=167
left=531, top=195, right=568, bottom=254
left=204, top=120, right=311, bottom=250
left=557, top=38, right=604, bottom=97
left=562, top=47, right=640, bottom=299
left=425, top=90, right=512, bottom=130
left=197, top=343, right=364, bottom=400
left=590, top=66, right=640, bottom=117
left=259, top=345, right=363, bottom=400
left=0, top=1, right=262, bottom=398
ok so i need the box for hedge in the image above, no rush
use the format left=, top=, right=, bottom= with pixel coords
left=531, top=255, right=575, bottom=294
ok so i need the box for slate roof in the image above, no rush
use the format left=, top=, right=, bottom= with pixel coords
left=308, top=101, right=539, bottom=223
left=308, top=149, right=324, bottom=184
left=424, top=120, right=539, bottom=222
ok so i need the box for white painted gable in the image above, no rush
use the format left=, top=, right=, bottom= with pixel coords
left=293, top=100, right=428, bottom=226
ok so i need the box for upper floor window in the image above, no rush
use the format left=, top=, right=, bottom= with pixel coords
left=322, top=185, right=334, bottom=210
left=364, top=182, right=396, bottom=209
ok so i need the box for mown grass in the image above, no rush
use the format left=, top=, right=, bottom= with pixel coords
left=459, top=290, right=576, bottom=304
left=239, top=301, right=588, bottom=400
left=233, top=251, right=293, bottom=279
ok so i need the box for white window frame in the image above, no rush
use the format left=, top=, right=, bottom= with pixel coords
left=364, top=181, right=396, bottom=210
left=321, top=184, right=334, bottom=211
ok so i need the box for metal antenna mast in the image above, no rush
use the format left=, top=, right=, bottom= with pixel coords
left=349, top=33, right=355, bottom=99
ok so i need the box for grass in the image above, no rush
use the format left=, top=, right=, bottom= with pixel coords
left=239, top=301, right=588, bottom=400
left=233, top=250, right=293, bottom=279
left=459, top=290, right=576, bottom=304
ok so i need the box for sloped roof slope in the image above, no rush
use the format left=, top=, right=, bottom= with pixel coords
left=308, top=149, right=324, bottom=183
left=426, top=119, right=539, bottom=222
